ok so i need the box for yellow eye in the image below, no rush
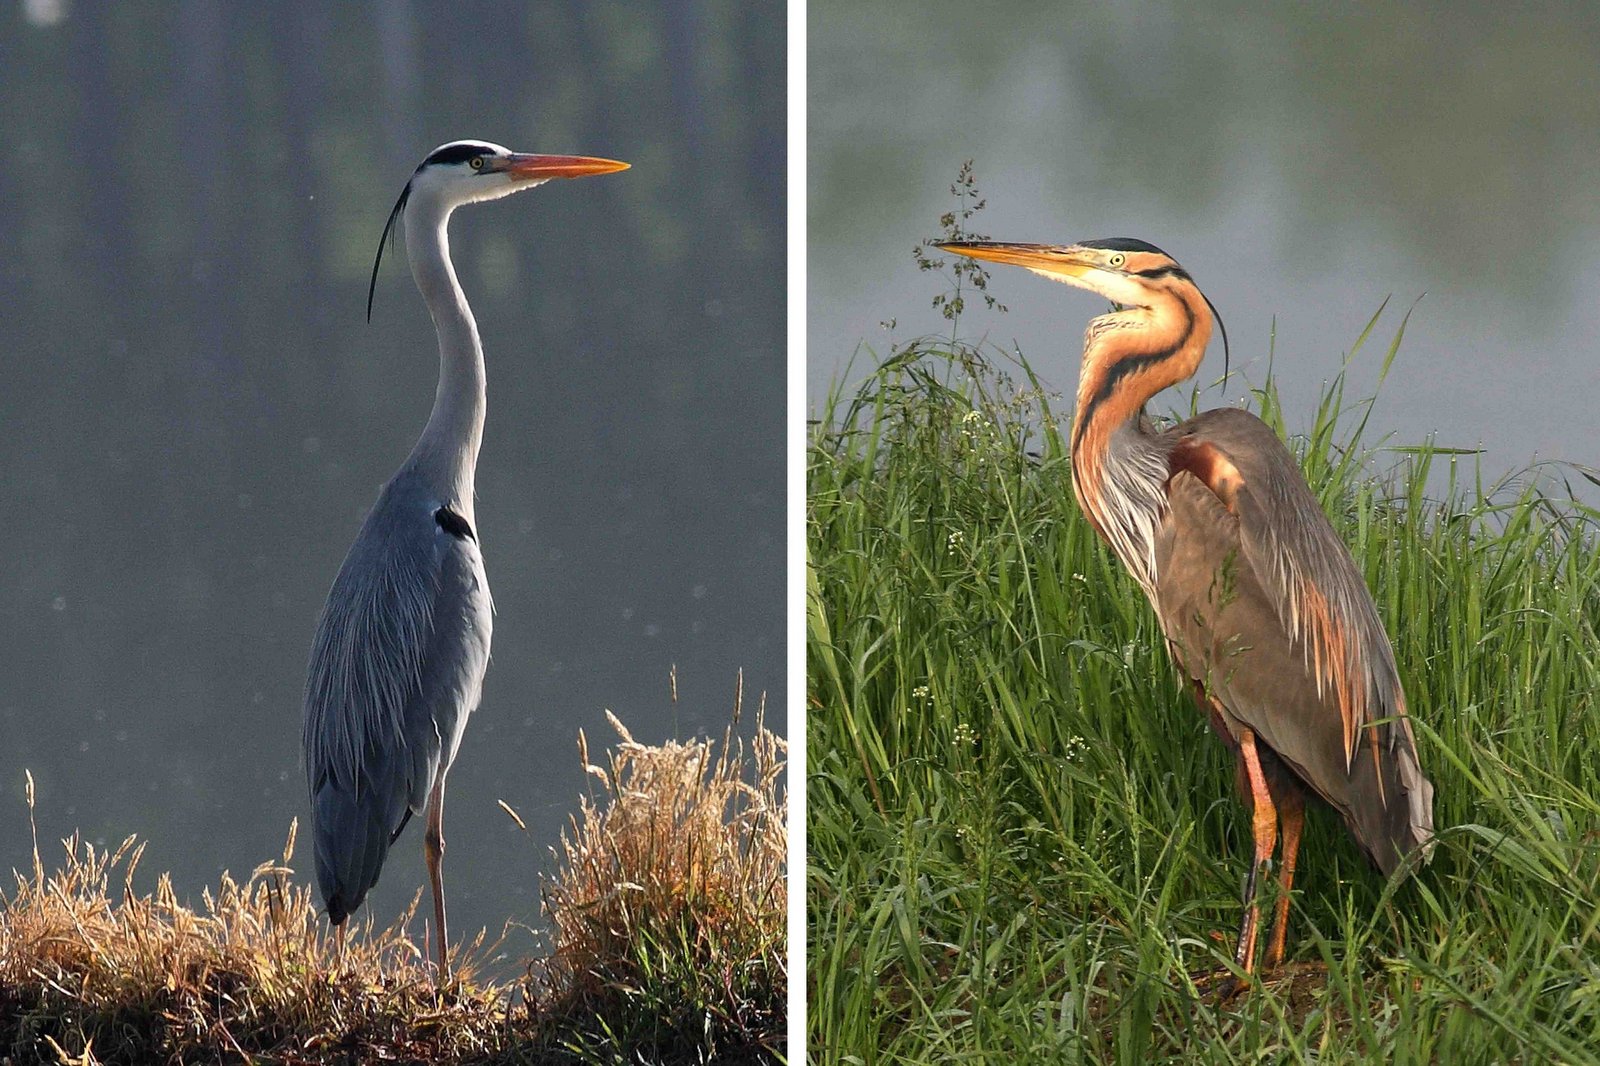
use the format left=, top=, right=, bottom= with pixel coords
left=1108, top=253, right=1126, bottom=268
left=469, top=156, right=485, bottom=170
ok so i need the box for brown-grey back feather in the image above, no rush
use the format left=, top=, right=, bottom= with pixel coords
left=1153, top=409, right=1434, bottom=874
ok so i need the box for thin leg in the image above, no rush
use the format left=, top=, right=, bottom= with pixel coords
left=424, top=775, right=450, bottom=981
left=1233, top=729, right=1277, bottom=977
left=1263, top=784, right=1305, bottom=970
left=334, top=922, right=346, bottom=969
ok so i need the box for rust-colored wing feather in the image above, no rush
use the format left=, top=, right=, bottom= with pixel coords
left=1154, top=408, right=1433, bottom=873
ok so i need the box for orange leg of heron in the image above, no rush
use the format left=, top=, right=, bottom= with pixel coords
left=424, top=775, right=451, bottom=981
left=1234, top=729, right=1277, bottom=977
left=1263, top=785, right=1305, bottom=970
left=334, top=922, right=346, bottom=968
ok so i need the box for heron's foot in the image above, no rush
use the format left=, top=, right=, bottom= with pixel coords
left=1192, top=960, right=1252, bottom=1003
left=1214, top=973, right=1252, bottom=1002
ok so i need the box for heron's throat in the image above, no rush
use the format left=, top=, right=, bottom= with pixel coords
left=405, top=204, right=487, bottom=501
left=1069, top=293, right=1211, bottom=588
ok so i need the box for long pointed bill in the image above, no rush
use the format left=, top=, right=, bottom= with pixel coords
left=937, top=241, right=1094, bottom=281
left=504, top=153, right=631, bottom=181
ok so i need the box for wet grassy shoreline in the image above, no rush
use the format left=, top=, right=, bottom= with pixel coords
left=807, top=320, right=1600, bottom=1062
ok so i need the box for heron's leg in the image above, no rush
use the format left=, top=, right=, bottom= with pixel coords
left=424, top=775, right=450, bottom=980
left=1234, top=729, right=1277, bottom=976
left=1263, top=784, right=1305, bottom=971
left=334, top=922, right=346, bottom=968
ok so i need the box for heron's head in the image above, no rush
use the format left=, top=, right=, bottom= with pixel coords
left=369, top=139, right=629, bottom=319
left=407, top=140, right=630, bottom=208
left=938, top=236, right=1229, bottom=379
left=937, top=238, right=1192, bottom=308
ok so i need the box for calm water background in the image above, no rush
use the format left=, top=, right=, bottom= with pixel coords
left=810, top=3, right=1600, bottom=487
left=0, top=2, right=783, bottom=963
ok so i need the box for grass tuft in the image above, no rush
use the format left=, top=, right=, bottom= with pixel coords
left=537, top=686, right=787, bottom=1063
left=2, top=684, right=785, bottom=1065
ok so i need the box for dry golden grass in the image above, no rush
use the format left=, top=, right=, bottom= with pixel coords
left=0, top=683, right=785, bottom=1066
left=536, top=684, right=787, bottom=1062
left=0, top=801, right=500, bottom=1064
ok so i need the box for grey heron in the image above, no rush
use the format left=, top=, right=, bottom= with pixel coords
left=302, top=139, right=628, bottom=979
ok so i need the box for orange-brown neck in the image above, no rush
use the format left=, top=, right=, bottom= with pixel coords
left=1070, top=284, right=1213, bottom=569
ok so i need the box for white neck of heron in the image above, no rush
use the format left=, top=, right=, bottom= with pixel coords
left=1069, top=284, right=1212, bottom=584
left=402, top=195, right=485, bottom=513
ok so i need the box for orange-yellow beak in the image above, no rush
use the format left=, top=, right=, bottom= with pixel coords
left=503, top=153, right=631, bottom=181
left=937, top=241, right=1093, bottom=280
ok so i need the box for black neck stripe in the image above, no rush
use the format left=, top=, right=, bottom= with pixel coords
left=1072, top=299, right=1196, bottom=452
left=1131, top=265, right=1191, bottom=281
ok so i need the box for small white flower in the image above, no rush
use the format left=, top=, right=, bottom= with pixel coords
left=911, top=685, right=930, bottom=700
left=947, top=529, right=965, bottom=550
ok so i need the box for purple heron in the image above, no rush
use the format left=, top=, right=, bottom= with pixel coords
left=940, top=237, right=1435, bottom=977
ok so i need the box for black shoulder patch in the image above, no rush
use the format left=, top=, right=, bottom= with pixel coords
left=435, top=506, right=476, bottom=541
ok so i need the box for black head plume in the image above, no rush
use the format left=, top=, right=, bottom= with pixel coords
left=367, top=179, right=412, bottom=322
left=1203, top=290, right=1231, bottom=393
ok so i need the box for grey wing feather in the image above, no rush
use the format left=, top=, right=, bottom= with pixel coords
left=302, top=481, right=492, bottom=922
left=1156, top=408, right=1433, bottom=873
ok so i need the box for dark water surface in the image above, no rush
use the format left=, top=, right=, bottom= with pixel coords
left=1, top=2, right=784, bottom=965
left=810, top=3, right=1600, bottom=489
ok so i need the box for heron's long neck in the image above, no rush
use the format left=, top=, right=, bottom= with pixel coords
left=1069, top=287, right=1211, bottom=590
left=403, top=201, right=485, bottom=510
